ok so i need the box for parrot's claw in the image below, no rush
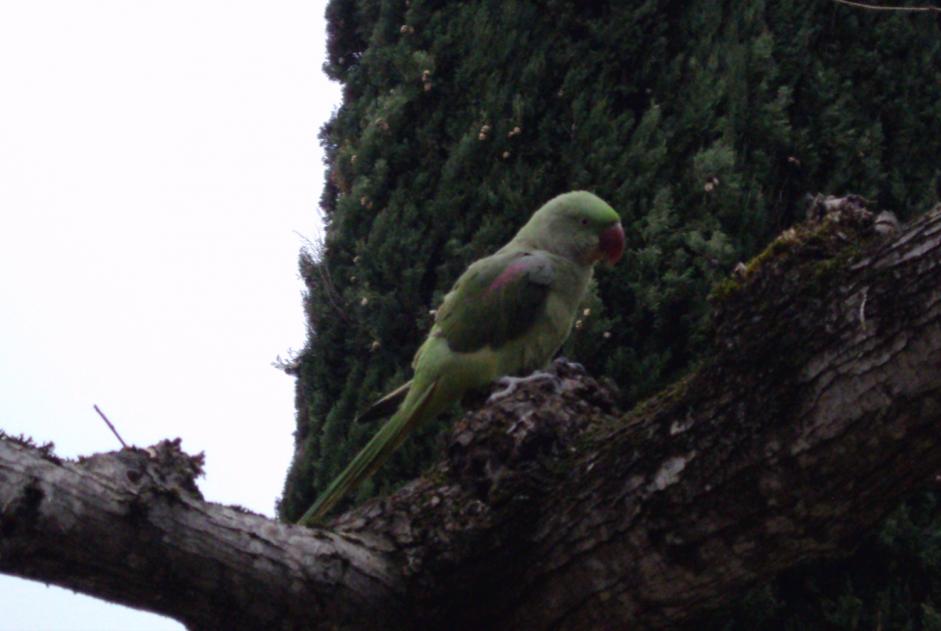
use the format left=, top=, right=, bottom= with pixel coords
left=488, top=370, right=557, bottom=403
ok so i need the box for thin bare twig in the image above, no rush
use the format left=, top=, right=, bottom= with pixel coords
left=294, top=230, right=352, bottom=324
left=833, top=0, right=940, bottom=12
left=93, top=404, right=128, bottom=448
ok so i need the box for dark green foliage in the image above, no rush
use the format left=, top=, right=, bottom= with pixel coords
left=281, top=0, right=941, bottom=623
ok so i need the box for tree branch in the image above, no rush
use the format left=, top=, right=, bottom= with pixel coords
left=0, top=438, right=402, bottom=630
left=2, top=199, right=941, bottom=630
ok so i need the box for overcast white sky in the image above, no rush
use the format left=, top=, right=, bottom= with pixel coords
left=0, top=2, right=340, bottom=628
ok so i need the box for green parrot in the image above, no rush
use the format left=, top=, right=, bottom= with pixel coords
left=299, top=191, right=624, bottom=525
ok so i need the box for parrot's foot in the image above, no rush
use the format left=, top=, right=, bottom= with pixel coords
left=551, top=357, right=585, bottom=373
left=488, top=371, right=557, bottom=403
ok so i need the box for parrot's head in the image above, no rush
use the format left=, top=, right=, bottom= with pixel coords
left=518, top=191, right=625, bottom=266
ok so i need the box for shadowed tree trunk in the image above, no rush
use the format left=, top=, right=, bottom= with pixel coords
left=2, top=198, right=940, bottom=630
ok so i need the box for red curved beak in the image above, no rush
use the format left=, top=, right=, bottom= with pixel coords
left=599, top=222, right=625, bottom=265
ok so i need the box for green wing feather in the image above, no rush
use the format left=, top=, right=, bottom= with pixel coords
left=356, top=252, right=552, bottom=422
left=434, top=249, right=554, bottom=353
left=355, top=379, right=412, bottom=423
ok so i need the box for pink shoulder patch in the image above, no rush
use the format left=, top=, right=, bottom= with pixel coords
left=487, top=258, right=531, bottom=294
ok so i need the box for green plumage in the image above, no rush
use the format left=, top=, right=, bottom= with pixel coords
left=299, top=191, right=623, bottom=525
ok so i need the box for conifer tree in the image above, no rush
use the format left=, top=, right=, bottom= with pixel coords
left=282, top=1, right=941, bottom=625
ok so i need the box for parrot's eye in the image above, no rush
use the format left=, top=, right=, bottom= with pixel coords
left=580, top=218, right=589, bottom=226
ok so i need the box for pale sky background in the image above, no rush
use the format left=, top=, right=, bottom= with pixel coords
left=0, top=2, right=340, bottom=629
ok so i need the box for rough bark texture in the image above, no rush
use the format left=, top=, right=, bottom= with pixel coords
left=2, top=199, right=940, bottom=630
left=0, top=439, right=402, bottom=630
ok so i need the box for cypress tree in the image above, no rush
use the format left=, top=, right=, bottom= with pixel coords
left=282, top=1, right=941, bottom=625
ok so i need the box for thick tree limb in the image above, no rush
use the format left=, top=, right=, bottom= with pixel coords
left=0, top=439, right=402, bottom=630
left=2, top=200, right=940, bottom=630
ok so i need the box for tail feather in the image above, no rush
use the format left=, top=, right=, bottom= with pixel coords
left=298, top=379, right=438, bottom=526
left=355, top=379, right=412, bottom=423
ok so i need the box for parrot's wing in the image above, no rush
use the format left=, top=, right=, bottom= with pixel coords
left=434, top=250, right=554, bottom=353
left=355, top=379, right=412, bottom=423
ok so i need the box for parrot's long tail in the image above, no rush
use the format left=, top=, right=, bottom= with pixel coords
left=298, top=380, right=438, bottom=526
left=354, top=379, right=412, bottom=423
